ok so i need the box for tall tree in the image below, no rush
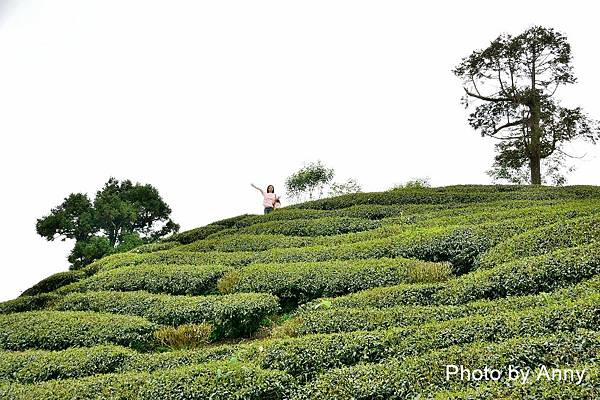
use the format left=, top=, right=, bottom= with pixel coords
left=285, top=161, right=335, bottom=201
left=453, top=26, right=599, bottom=184
left=36, top=178, right=179, bottom=269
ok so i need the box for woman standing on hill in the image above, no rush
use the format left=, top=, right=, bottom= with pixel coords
left=251, top=183, right=279, bottom=214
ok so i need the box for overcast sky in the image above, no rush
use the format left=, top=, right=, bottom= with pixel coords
left=1, top=0, right=599, bottom=301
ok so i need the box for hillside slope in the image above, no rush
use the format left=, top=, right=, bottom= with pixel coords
left=1, top=185, right=599, bottom=399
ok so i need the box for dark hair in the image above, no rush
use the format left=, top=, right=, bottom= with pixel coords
left=267, top=185, right=275, bottom=193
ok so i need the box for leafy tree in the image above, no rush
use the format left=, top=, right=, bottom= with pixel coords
left=453, top=26, right=599, bottom=184
left=328, top=178, right=362, bottom=197
left=36, top=178, right=179, bottom=269
left=391, top=177, right=432, bottom=190
left=285, top=161, right=362, bottom=202
left=285, top=161, right=335, bottom=201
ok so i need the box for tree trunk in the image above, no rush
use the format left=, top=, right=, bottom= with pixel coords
left=529, top=153, right=542, bottom=185
left=528, top=49, right=543, bottom=185
left=529, top=96, right=543, bottom=185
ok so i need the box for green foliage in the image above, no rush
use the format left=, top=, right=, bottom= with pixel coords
left=69, top=235, right=114, bottom=269
left=178, top=234, right=316, bottom=253
left=284, top=275, right=600, bottom=335
left=19, top=270, right=86, bottom=297
left=285, top=160, right=335, bottom=201
left=82, top=251, right=255, bottom=274
left=0, top=361, right=297, bottom=400
left=391, top=177, right=432, bottom=189
left=237, top=217, right=379, bottom=237
left=438, top=242, right=600, bottom=304
left=2, top=294, right=598, bottom=387
left=238, top=216, right=559, bottom=274
left=0, top=345, right=135, bottom=384
left=5, top=185, right=600, bottom=397
left=291, top=185, right=600, bottom=210
left=36, top=178, right=179, bottom=269
left=69, top=264, right=233, bottom=296
left=0, top=311, right=157, bottom=351
left=35, top=193, right=95, bottom=242
left=306, top=243, right=600, bottom=310
left=236, top=296, right=599, bottom=381
left=163, top=224, right=228, bottom=245
left=0, top=345, right=237, bottom=384
left=130, top=241, right=180, bottom=253
left=453, top=26, right=599, bottom=184
left=0, top=293, right=60, bottom=314
left=53, top=291, right=279, bottom=338
left=295, top=330, right=599, bottom=399
left=477, top=215, right=600, bottom=268
left=218, top=258, right=451, bottom=308
left=328, top=178, right=362, bottom=197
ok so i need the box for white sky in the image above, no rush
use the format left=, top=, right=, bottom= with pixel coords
left=1, top=0, right=599, bottom=301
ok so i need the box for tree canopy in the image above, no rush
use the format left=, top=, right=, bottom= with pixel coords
left=36, top=178, right=179, bottom=269
left=285, top=161, right=362, bottom=202
left=285, top=161, right=335, bottom=201
left=453, top=26, right=599, bottom=184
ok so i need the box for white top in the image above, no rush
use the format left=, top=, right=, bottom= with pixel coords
left=263, top=192, right=277, bottom=208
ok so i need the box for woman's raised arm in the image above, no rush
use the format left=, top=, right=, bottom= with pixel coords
left=251, top=183, right=264, bottom=195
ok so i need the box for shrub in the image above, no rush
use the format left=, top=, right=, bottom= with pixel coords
left=218, top=258, right=452, bottom=308
left=283, top=275, right=600, bottom=335
left=178, top=234, right=317, bottom=253
left=130, top=241, right=180, bottom=253
left=164, top=224, right=228, bottom=244
left=83, top=204, right=587, bottom=275
left=437, top=242, right=600, bottom=304
left=237, top=217, right=379, bottom=237
left=306, top=243, right=600, bottom=310
left=154, top=323, right=213, bottom=349
left=294, top=330, right=600, bottom=399
left=389, top=215, right=579, bottom=274
left=0, top=345, right=135, bottom=384
left=19, top=270, right=86, bottom=297
left=302, top=282, right=444, bottom=310
left=291, top=185, right=600, bottom=210
left=1, top=294, right=597, bottom=387
left=237, top=295, right=600, bottom=381
left=241, top=215, right=569, bottom=273
left=0, top=293, right=59, bottom=314
left=477, top=215, right=600, bottom=268
left=0, top=361, right=297, bottom=400
left=82, top=251, right=255, bottom=274
left=0, top=345, right=239, bottom=384
left=134, top=201, right=594, bottom=269
left=53, top=290, right=279, bottom=338
left=71, top=264, right=234, bottom=296
left=0, top=311, right=158, bottom=351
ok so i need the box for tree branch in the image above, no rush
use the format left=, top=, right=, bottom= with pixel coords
left=492, top=118, right=527, bottom=135
left=463, top=87, right=513, bottom=102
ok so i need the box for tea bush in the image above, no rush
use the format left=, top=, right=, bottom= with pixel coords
left=218, top=258, right=451, bottom=308
left=293, top=330, right=600, bottom=399
left=3, top=185, right=599, bottom=397
left=0, top=293, right=59, bottom=314
left=477, top=215, right=600, bottom=269
left=53, top=290, right=279, bottom=338
left=0, top=311, right=158, bottom=351
left=70, top=264, right=234, bottom=295
left=0, top=361, right=297, bottom=400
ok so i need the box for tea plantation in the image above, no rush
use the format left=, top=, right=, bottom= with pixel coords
left=1, top=185, right=599, bottom=399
